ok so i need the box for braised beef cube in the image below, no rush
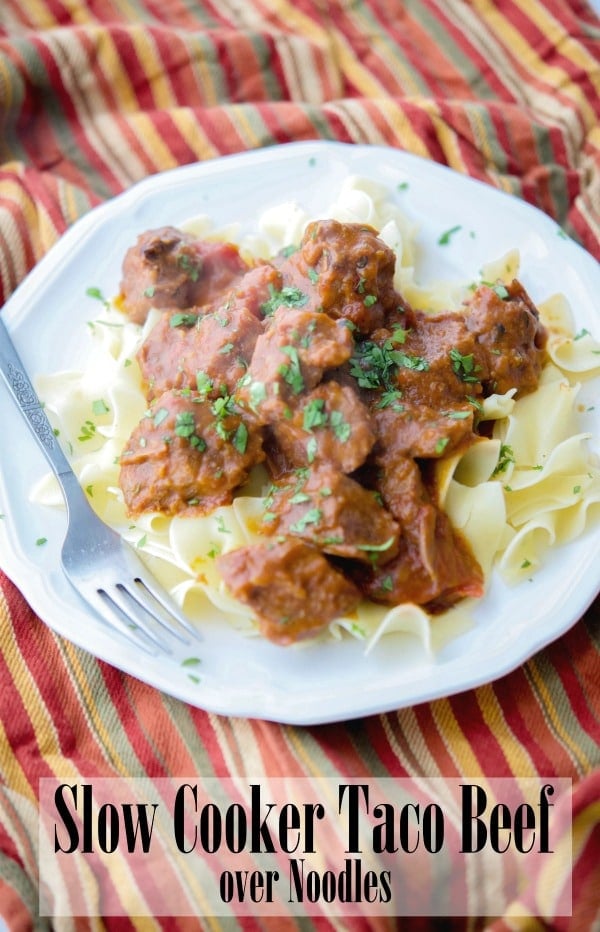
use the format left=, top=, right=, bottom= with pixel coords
left=358, top=454, right=483, bottom=608
left=119, top=389, right=263, bottom=516
left=269, top=381, right=375, bottom=472
left=279, top=219, right=400, bottom=334
left=465, top=280, right=547, bottom=396
left=217, top=538, right=361, bottom=645
left=264, top=465, right=400, bottom=565
left=235, top=307, right=354, bottom=423
left=366, top=312, right=489, bottom=409
left=119, top=227, right=247, bottom=324
left=137, top=303, right=263, bottom=401
left=371, top=401, right=475, bottom=459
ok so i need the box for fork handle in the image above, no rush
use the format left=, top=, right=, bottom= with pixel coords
left=0, top=316, right=86, bottom=503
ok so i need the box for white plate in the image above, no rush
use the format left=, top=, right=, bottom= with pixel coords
left=1, top=141, right=599, bottom=724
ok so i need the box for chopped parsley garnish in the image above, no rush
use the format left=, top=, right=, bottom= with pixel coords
left=153, top=407, right=169, bottom=427
left=170, top=312, right=198, bottom=328
left=177, top=253, right=201, bottom=281
left=232, top=422, right=248, bottom=454
left=290, top=508, right=322, bottom=534
left=434, top=437, right=449, bottom=455
left=350, top=331, right=427, bottom=392
left=493, top=443, right=515, bottom=476
left=85, top=286, right=109, bottom=308
left=92, top=399, right=110, bottom=416
left=449, top=348, right=481, bottom=383
left=438, top=225, right=462, bottom=246
left=78, top=420, right=96, bottom=441
left=175, top=411, right=206, bottom=451
left=278, top=346, right=305, bottom=394
left=196, top=371, right=213, bottom=395
left=330, top=410, right=351, bottom=442
left=260, top=285, right=308, bottom=317
left=303, top=398, right=328, bottom=431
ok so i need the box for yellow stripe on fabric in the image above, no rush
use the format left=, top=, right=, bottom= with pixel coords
left=226, top=103, right=269, bottom=149
left=431, top=698, right=483, bottom=776
left=0, top=720, right=35, bottom=804
left=443, top=0, right=581, bottom=164
left=472, top=0, right=595, bottom=128
left=1, top=175, right=60, bottom=256
left=0, top=602, right=64, bottom=778
left=476, top=684, right=538, bottom=777
left=169, top=109, right=219, bottom=161
left=128, top=111, right=179, bottom=171
left=526, top=659, right=591, bottom=774
left=188, top=37, right=224, bottom=108
left=217, top=0, right=330, bottom=48
left=58, top=640, right=131, bottom=772
left=369, top=99, right=432, bottom=158
left=339, top=1, right=427, bottom=97
left=419, top=99, right=469, bottom=172
left=466, top=106, right=514, bottom=190
left=92, top=25, right=139, bottom=113
left=127, top=27, right=178, bottom=111
left=513, top=0, right=600, bottom=98
left=49, top=32, right=145, bottom=186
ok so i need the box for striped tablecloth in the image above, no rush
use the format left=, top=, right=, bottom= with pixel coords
left=1, top=1, right=599, bottom=927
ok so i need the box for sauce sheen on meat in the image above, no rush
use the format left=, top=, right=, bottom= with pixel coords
left=117, top=218, right=548, bottom=644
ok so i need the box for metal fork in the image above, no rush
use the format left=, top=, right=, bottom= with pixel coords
left=0, top=316, right=200, bottom=655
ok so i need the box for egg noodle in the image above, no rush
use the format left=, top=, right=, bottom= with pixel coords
left=32, top=177, right=600, bottom=651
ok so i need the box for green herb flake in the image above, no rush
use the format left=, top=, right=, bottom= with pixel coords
left=290, top=508, right=323, bottom=534
left=170, top=312, right=198, bottom=328
left=36, top=537, right=48, bottom=546
left=278, top=346, right=305, bottom=395
left=92, top=399, right=110, bottom=416
left=303, top=398, right=328, bottom=431
left=196, top=371, right=213, bottom=395
left=435, top=437, right=450, bottom=455
left=78, top=420, right=96, bottom=442
left=493, top=444, right=515, bottom=477
left=449, top=348, right=481, bottom=383
left=330, top=410, right=351, bottom=442
left=260, top=284, right=308, bottom=317
left=438, top=225, right=462, bottom=246
left=306, top=436, right=318, bottom=464
left=153, top=407, right=169, bottom=428
left=86, top=286, right=109, bottom=307
left=232, top=422, right=248, bottom=454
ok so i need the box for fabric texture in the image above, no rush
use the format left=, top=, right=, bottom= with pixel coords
left=1, top=0, right=599, bottom=927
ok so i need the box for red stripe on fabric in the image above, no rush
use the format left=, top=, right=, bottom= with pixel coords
left=32, top=37, right=125, bottom=193
left=499, top=0, right=600, bottom=118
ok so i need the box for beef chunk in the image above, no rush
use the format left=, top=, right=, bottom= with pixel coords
left=268, top=381, right=375, bottom=473
left=357, top=455, right=483, bottom=609
left=264, top=465, right=400, bottom=565
left=371, top=401, right=475, bottom=459
left=137, top=304, right=263, bottom=401
left=278, top=219, right=400, bottom=334
left=465, top=281, right=547, bottom=396
left=217, top=538, right=361, bottom=644
left=119, top=389, right=263, bottom=516
left=235, top=306, right=354, bottom=422
left=119, top=227, right=247, bottom=324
